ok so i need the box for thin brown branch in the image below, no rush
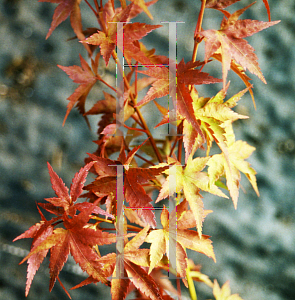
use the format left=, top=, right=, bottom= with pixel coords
left=192, top=0, right=207, bottom=62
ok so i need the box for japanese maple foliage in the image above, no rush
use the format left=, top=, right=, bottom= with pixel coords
left=14, top=0, right=279, bottom=299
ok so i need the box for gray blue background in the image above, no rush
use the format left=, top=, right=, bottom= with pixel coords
left=1, top=0, right=294, bottom=299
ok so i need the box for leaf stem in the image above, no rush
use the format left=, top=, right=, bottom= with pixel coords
left=126, top=223, right=144, bottom=232
left=135, top=63, right=138, bottom=99
left=91, top=216, right=114, bottom=224
left=177, top=278, right=182, bottom=300
left=98, top=77, right=117, bottom=93
left=192, top=0, right=207, bottom=62
left=131, top=114, right=144, bottom=128
left=98, top=7, right=108, bottom=34
left=177, top=121, right=183, bottom=163
left=85, top=0, right=98, bottom=16
left=112, top=50, right=163, bottom=163
left=132, top=104, right=163, bottom=163
left=186, top=267, right=198, bottom=300
left=93, top=0, right=100, bottom=11
left=92, top=216, right=145, bottom=232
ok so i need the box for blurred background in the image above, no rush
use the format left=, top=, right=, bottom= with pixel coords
left=1, top=0, right=294, bottom=299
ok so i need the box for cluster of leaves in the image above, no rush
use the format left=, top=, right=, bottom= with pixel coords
left=14, top=0, right=279, bottom=299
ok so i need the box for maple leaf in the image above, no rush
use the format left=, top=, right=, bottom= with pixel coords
left=199, top=3, right=280, bottom=88
left=136, top=66, right=169, bottom=105
left=212, top=53, right=255, bottom=107
left=122, top=23, right=163, bottom=65
left=205, top=0, right=272, bottom=22
left=18, top=200, right=116, bottom=295
left=86, top=144, right=169, bottom=228
left=84, top=91, right=135, bottom=129
left=82, top=31, right=114, bottom=67
left=205, top=0, right=242, bottom=10
left=156, top=157, right=227, bottom=237
left=113, top=226, right=162, bottom=300
left=182, top=117, right=204, bottom=161
left=176, top=199, right=213, bottom=231
left=129, top=0, right=159, bottom=20
left=81, top=2, right=135, bottom=66
left=124, top=23, right=161, bottom=44
left=187, top=85, right=249, bottom=159
left=177, top=83, right=205, bottom=142
left=136, top=60, right=221, bottom=107
left=128, top=0, right=154, bottom=19
left=14, top=162, right=115, bottom=296
left=136, top=60, right=221, bottom=143
left=213, top=280, right=244, bottom=300
left=145, top=205, right=215, bottom=282
left=44, top=161, right=97, bottom=212
left=58, top=54, right=98, bottom=126
left=124, top=166, right=166, bottom=227
left=136, top=41, right=169, bottom=66
left=82, top=18, right=161, bottom=66
left=41, top=161, right=111, bottom=218
left=39, top=0, right=84, bottom=40
left=72, top=226, right=164, bottom=300
left=207, top=121, right=259, bottom=208
left=46, top=162, right=71, bottom=209
left=13, top=218, right=55, bottom=296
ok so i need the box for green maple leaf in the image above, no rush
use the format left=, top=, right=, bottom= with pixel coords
left=145, top=205, right=215, bottom=284
left=182, top=86, right=249, bottom=160
left=156, top=157, right=227, bottom=237
left=213, top=279, right=244, bottom=300
left=207, top=121, right=259, bottom=208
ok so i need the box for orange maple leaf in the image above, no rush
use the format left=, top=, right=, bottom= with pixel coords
left=58, top=54, right=99, bottom=126
left=72, top=226, right=164, bottom=300
left=199, top=3, right=280, bottom=88
left=39, top=0, right=84, bottom=40
left=17, top=199, right=116, bottom=296
left=86, top=145, right=169, bottom=228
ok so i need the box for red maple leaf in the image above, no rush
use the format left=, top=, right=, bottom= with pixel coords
left=17, top=200, right=116, bottom=296
left=80, top=2, right=133, bottom=66
left=58, top=54, right=98, bottom=126
left=40, top=161, right=113, bottom=219
left=14, top=162, right=115, bottom=297
left=79, top=1, right=163, bottom=66
left=71, top=226, right=164, bottom=300
left=205, top=0, right=272, bottom=22
left=122, top=23, right=163, bottom=65
left=136, top=59, right=221, bottom=142
left=82, top=20, right=162, bottom=66
left=86, top=143, right=169, bottom=228
left=13, top=215, right=56, bottom=297
left=136, top=60, right=221, bottom=106
left=39, top=0, right=84, bottom=40
left=205, top=0, right=242, bottom=10
left=199, top=3, right=280, bottom=88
